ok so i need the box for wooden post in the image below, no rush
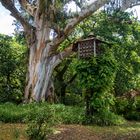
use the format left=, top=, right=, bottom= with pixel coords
left=78, top=43, right=80, bottom=59
left=94, top=39, right=96, bottom=57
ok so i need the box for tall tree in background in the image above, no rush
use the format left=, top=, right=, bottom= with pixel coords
left=0, top=34, right=27, bottom=103
left=0, top=0, right=139, bottom=102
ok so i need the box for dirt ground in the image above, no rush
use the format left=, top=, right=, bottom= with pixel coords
left=48, top=123, right=140, bottom=140
left=0, top=122, right=140, bottom=140
left=48, top=125, right=100, bottom=140
left=0, top=123, right=26, bottom=140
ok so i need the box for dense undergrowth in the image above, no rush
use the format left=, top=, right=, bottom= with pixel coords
left=0, top=102, right=84, bottom=124
left=0, top=100, right=140, bottom=124
left=115, top=96, right=140, bottom=121
left=0, top=103, right=85, bottom=139
left=0, top=102, right=140, bottom=139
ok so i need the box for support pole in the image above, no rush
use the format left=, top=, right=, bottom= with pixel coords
left=93, top=40, right=96, bottom=57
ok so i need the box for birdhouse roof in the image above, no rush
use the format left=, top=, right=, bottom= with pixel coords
left=77, top=36, right=110, bottom=44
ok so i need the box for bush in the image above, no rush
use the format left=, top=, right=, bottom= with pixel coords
left=0, top=103, right=86, bottom=139
left=0, top=103, right=85, bottom=124
left=125, top=111, right=140, bottom=121
left=64, top=93, right=84, bottom=106
left=115, top=97, right=140, bottom=121
left=25, top=106, right=60, bottom=140
left=0, top=102, right=26, bottom=123
left=56, top=105, right=85, bottom=124
left=115, top=98, right=129, bottom=115
left=0, top=34, right=27, bottom=103
left=91, top=110, right=125, bottom=126
left=24, top=104, right=85, bottom=139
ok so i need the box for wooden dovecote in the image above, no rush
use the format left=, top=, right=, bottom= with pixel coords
left=72, top=36, right=111, bottom=59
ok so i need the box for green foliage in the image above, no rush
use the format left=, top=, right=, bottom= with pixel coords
left=76, top=46, right=119, bottom=125
left=56, top=104, right=84, bottom=124
left=77, top=11, right=140, bottom=96
left=126, top=111, right=140, bottom=121
left=64, top=93, right=84, bottom=106
left=0, top=102, right=29, bottom=123
left=115, top=98, right=129, bottom=114
left=0, top=103, right=85, bottom=124
left=92, top=110, right=125, bottom=126
left=91, top=92, right=115, bottom=112
left=76, top=48, right=117, bottom=90
left=72, top=11, right=140, bottom=125
left=115, top=97, right=140, bottom=121
left=26, top=106, right=59, bottom=140
left=0, top=102, right=85, bottom=139
left=0, top=34, right=27, bottom=103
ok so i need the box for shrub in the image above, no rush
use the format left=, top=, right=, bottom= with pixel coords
left=64, top=93, right=84, bottom=106
left=125, top=111, right=140, bottom=121
left=57, top=105, right=85, bottom=124
left=25, top=106, right=60, bottom=140
left=0, top=103, right=85, bottom=124
left=0, top=102, right=26, bottom=123
left=91, top=110, right=125, bottom=126
left=115, top=96, right=140, bottom=121
left=24, top=104, right=84, bottom=139
left=136, top=97, right=140, bottom=111
left=115, top=98, right=129, bottom=115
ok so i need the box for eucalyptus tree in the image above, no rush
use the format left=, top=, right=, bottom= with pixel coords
left=0, top=0, right=108, bottom=102
left=0, top=0, right=139, bottom=102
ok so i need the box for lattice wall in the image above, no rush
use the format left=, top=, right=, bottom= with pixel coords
left=78, top=40, right=95, bottom=58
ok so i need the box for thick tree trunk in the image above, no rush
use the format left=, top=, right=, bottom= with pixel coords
left=24, top=28, right=58, bottom=102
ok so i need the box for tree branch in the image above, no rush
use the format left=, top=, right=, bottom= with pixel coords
left=51, top=0, right=111, bottom=50
left=18, top=0, right=37, bottom=17
left=51, top=0, right=138, bottom=52
left=1, top=0, right=32, bottom=31
left=59, top=44, right=74, bottom=60
left=67, top=73, right=77, bottom=85
left=55, top=59, right=72, bottom=82
left=64, top=0, right=110, bottom=35
left=52, top=44, right=73, bottom=68
left=59, top=60, right=72, bottom=77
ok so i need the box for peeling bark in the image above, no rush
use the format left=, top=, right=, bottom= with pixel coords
left=19, top=0, right=37, bottom=17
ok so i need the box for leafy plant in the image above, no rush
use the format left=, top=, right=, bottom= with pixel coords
left=25, top=106, right=59, bottom=140
left=0, top=34, right=27, bottom=103
left=115, top=96, right=140, bottom=121
left=0, top=103, right=85, bottom=124
left=92, top=110, right=125, bottom=126
left=76, top=47, right=119, bottom=125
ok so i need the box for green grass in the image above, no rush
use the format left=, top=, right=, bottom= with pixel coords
left=90, top=121, right=140, bottom=133
left=0, top=102, right=84, bottom=124
left=89, top=121, right=140, bottom=140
